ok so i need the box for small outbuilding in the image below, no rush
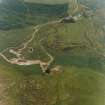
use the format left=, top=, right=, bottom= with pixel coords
left=60, top=16, right=76, bottom=23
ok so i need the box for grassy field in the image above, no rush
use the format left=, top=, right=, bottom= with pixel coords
left=0, top=2, right=68, bottom=30
left=0, top=60, right=105, bottom=105
left=0, top=17, right=105, bottom=105
left=0, top=0, right=105, bottom=105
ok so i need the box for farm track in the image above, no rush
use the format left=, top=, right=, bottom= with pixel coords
left=0, top=19, right=61, bottom=72
left=0, top=2, right=94, bottom=72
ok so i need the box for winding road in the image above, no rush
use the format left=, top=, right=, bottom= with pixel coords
left=0, top=19, right=61, bottom=72
left=0, top=2, right=86, bottom=72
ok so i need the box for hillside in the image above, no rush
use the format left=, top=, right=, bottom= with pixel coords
left=0, top=0, right=105, bottom=105
left=0, top=1, right=68, bottom=30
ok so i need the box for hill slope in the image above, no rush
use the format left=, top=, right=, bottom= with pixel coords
left=0, top=0, right=105, bottom=105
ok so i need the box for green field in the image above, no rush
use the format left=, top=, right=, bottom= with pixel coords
left=0, top=60, right=105, bottom=105
left=0, top=0, right=105, bottom=105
